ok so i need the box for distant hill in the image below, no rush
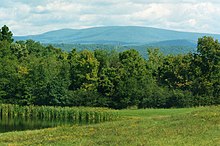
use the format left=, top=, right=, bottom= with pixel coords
left=47, top=43, right=196, bottom=59
left=14, top=26, right=220, bottom=57
left=148, top=39, right=197, bottom=48
left=14, top=26, right=220, bottom=46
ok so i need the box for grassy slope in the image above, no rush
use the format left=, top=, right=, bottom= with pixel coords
left=0, top=106, right=219, bottom=146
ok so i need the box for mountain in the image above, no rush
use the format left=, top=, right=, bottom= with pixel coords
left=14, top=26, right=220, bottom=46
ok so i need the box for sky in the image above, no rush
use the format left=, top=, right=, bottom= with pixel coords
left=1, top=0, right=220, bottom=36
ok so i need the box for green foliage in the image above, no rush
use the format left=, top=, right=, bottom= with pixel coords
left=98, top=67, right=120, bottom=97
left=94, top=49, right=119, bottom=73
left=10, top=42, right=28, bottom=59
left=147, top=48, right=164, bottom=80
left=0, top=25, right=219, bottom=109
left=158, top=53, right=193, bottom=90
left=119, top=49, right=148, bottom=79
left=114, top=78, right=150, bottom=109
left=66, top=90, right=110, bottom=107
left=0, top=25, right=14, bottom=43
left=194, top=36, right=220, bottom=98
left=110, top=49, right=152, bottom=108
left=69, top=50, right=99, bottom=91
left=140, top=85, right=170, bottom=108
left=0, top=40, right=12, bottom=58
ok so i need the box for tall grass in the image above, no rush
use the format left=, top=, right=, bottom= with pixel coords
left=0, top=104, right=118, bottom=124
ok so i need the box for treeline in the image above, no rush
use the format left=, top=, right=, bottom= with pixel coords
left=46, top=43, right=195, bottom=59
left=0, top=25, right=219, bottom=109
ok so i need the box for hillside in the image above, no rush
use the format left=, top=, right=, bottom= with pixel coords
left=14, top=26, right=220, bottom=46
left=48, top=43, right=196, bottom=59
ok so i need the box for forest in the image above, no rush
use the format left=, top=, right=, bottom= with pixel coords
left=0, top=25, right=219, bottom=109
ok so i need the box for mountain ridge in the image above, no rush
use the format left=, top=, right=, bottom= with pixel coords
left=14, top=26, right=220, bottom=46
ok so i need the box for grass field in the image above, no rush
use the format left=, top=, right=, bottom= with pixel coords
left=0, top=106, right=219, bottom=145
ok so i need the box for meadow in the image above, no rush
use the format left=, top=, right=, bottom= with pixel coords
left=0, top=106, right=219, bottom=145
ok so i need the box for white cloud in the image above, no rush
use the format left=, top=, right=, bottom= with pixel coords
left=0, top=0, right=220, bottom=35
left=131, top=3, right=171, bottom=20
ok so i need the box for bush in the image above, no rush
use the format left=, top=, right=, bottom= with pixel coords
left=166, top=90, right=194, bottom=108
left=139, top=86, right=170, bottom=108
left=66, top=90, right=110, bottom=107
left=192, top=95, right=216, bottom=106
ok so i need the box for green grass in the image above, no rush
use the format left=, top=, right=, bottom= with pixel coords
left=0, top=106, right=219, bottom=145
left=118, top=107, right=200, bottom=118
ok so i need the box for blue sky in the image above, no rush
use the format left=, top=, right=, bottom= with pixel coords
left=1, top=0, right=220, bottom=36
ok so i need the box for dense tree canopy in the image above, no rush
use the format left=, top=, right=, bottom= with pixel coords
left=0, top=25, right=219, bottom=108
